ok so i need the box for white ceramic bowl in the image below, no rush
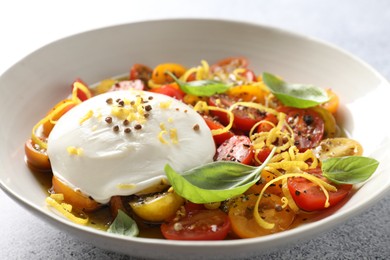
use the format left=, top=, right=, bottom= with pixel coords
left=1, top=19, right=389, bottom=260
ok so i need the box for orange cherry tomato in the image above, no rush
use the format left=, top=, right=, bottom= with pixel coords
left=227, top=85, right=268, bottom=103
left=246, top=170, right=283, bottom=196
left=24, top=139, right=51, bottom=171
left=228, top=194, right=295, bottom=238
left=42, top=99, right=76, bottom=137
left=321, top=89, right=339, bottom=114
left=51, top=176, right=100, bottom=212
left=151, top=63, right=187, bottom=84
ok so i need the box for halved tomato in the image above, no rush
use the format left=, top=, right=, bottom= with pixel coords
left=129, top=64, right=153, bottom=86
left=228, top=194, right=295, bottom=238
left=202, top=115, right=234, bottom=145
left=214, top=135, right=254, bottom=165
left=277, top=106, right=324, bottom=151
left=51, top=176, right=100, bottom=212
left=287, top=168, right=353, bottom=211
left=208, top=94, right=273, bottom=132
left=161, top=208, right=231, bottom=240
left=149, top=84, right=185, bottom=100
left=24, top=139, right=51, bottom=171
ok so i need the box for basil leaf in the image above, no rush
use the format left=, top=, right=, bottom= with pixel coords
left=107, top=210, right=139, bottom=237
left=322, top=156, right=379, bottom=184
left=165, top=71, right=230, bottom=96
left=165, top=148, right=275, bottom=203
left=262, top=72, right=329, bottom=108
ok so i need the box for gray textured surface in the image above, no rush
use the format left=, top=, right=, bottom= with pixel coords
left=1, top=0, right=390, bottom=259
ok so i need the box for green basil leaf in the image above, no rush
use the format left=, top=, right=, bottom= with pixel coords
left=107, top=210, right=139, bottom=237
left=165, top=148, right=275, bottom=203
left=322, top=156, right=379, bottom=184
left=165, top=71, right=230, bottom=96
left=262, top=72, right=329, bottom=108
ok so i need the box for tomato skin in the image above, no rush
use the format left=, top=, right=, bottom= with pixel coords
left=152, top=63, right=186, bottom=85
left=149, top=84, right=185, bottom=100
left=202, top=116, right=234, bottom=145
left=257, top=113, right=278, bottom=133
left=24, top=139, right=51, bottom=171
left=51, top=176, right=100, bottom=212
left=129, top=64, right=153, bottom=86
left=214, top=135, right=254, bottom=165
left=277, top=106, right=325, bottom=151
left=210, top=57, right=249, bottom=73
left=72, top=78, right=91, bottom=102
left=161, top=209, right=231, bottom=240
left=228, top=194, right=295, bottom=238
left=287, top=168, right=353, bottom=211
left=208, top=95, right=271, bottom=132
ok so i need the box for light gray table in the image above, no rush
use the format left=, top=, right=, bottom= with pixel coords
left=1, top=0, right=389, bottom=259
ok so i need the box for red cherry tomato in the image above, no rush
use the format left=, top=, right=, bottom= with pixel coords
left=149, top=84, right=185, bottom=100
left=202, top=115, right=234, bottom=146
left=214, top=135, right=254, bottom=165
left=161, top=208, right=231, bottom=240
left=208, top=95, right=272, bottom=132
left=277, top=106, right=324, bottom=151
left=287, top=168, right=353, bottom=211
left=210, top=57, right=249, bottom=73
left=129, top=64, right=153, bottom=86
left=257, top=113, right=278, bottom=133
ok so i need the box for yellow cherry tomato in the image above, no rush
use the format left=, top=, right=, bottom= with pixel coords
left=129, top=191, right=184, bottom=222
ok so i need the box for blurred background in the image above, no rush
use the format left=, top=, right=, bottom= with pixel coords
left=1, top=0, right=389, bottom=259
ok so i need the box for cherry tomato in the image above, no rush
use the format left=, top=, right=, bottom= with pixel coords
left=210, top=57, right=249, bottom=73
left=24, top=139, right=51, bottom=171
left=287, top=168, right=352, bottom=211
left=246, top=170, right=283, bottom=196
left=277, top=106, right=324, bottom=151
left=161, top=208, right=231, bottom=240
left=129, top=192, right=185, bottom=222
left=202, top=115, right=234, bottom=145
left=109, top=80, right=144, bottom=91
left=42, top=99, right=76, bottom=137
left=228, top=194, right=295, bottom=238
left=254, top=148, right=272, bottom=165
left=208, top=94, right=272, bottom=132
left=321, top=89, right=339, bottom=114
left=51, top=176, right=100, bottom=212
left=151, top=63, right=187, bottom=84
left=149, top=84, right=185, bottom=100
left=129, top=64, right=153, bottom=86
left=214, top=135, right=254, bottom=165
left=257, top=113, right=278, bottom=133
left=72, top=78, right=91, bottom=102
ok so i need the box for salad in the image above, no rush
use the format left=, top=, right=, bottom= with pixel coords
left=25, top=57, right=379, bottom=240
